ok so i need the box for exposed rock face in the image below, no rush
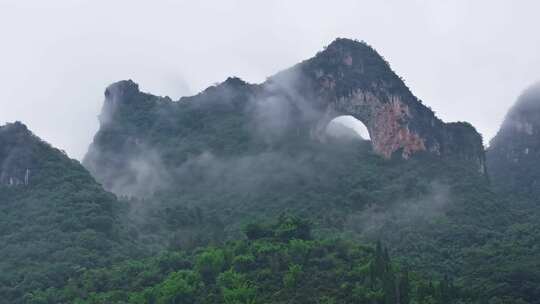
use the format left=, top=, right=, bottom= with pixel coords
left=325, top=90, right=427, bottom=158
left=487, top=82, right=540, bottom=195
left=84, top=38, right=486, bottom=195
left=300, top=39, right=484, bottom=166
left=0, top=122, right=35, bottom=186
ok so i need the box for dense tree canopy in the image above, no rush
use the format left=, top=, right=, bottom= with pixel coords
left=28, top=216, right=470, bottom=304
left=0, top=123, right=140, bottom=304
left=2, top=39, right=540, bottom=304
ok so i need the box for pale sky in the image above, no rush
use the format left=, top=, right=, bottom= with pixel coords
left=1, top=0, right=539, bottom=159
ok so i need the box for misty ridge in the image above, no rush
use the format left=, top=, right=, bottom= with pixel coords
left=491, top=82, right=540, bottom=140
left=3, top=0, right=540, bottom=301
left=4, top=35, right=540, bottom=303
left=79, top=39, right=502, bottom=250
left=84, top=66, right=328, bottom=196
left=81, top=55, right=466, bottom=246
left=487, top=82, right=540, bottom=197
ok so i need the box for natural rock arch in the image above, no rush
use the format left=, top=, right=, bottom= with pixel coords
left=325, top=115, right=370, bottom=140
left=290, top=38, right=486, bottom=171
left=86, top=38, right=487, bottom=187
left=315, top=92, right=428, bottom=158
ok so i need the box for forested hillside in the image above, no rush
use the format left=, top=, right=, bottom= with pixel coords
left=29, top=216, right=473, bottom=304
left=118, top=135, right=540, bottom=302
left=487, top=82, right=540, bottom=197
left=80, top=39, right=540, bottom=302
left=0, top=122, right=140, bottom=304
left=3, top=38, right=540, bottom=304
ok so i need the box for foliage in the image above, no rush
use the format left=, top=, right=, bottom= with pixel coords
left=0, top=123, right=139, bottom=304
left=30, top=217, right=470, bottom=304
left=3, top=39, right=540, bottom=304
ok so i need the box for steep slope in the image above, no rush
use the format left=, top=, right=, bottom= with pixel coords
left=84, top=38, right=485, bottom=197
left=482, top=84, right=540, bottom=302
left=0, top=122, right=138, bottom=304
left=78, top=39, right=540, bottom=302
left=487, top=82, right=540, bottom=197
left=293, top=38, right=485, bottom=166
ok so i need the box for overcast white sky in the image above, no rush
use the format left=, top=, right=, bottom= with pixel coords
left=1, top=0, right=539, bottom=159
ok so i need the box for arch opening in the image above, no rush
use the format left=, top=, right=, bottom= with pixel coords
left=325, top=115, right=371, bottom=141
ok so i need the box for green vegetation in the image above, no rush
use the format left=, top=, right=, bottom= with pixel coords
left=2, top=39, right=540, bottom=303
left=0, top=123, right=140, bottom=304
left=134, top=139, right=540, bottom=302
left=487, top=82, right=540, bottom=198
left=79, top=41, right=540, bottom=302
left=29, top=216, right=470, bottom=304
left=4, top=120, right=538, bottom=303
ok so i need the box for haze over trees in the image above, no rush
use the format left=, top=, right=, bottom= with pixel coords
left=1, top=39, right=540, bottom=303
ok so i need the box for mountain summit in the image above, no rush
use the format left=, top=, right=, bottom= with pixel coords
left=284, top=38, right=485, bottom=164
left=0, top=122, right=34, bottom=186
left=4, top=39, right=540, bottom=304
left=84, top=38, right=485, bottom=196
left=487, top=82, right=540, bottom=195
